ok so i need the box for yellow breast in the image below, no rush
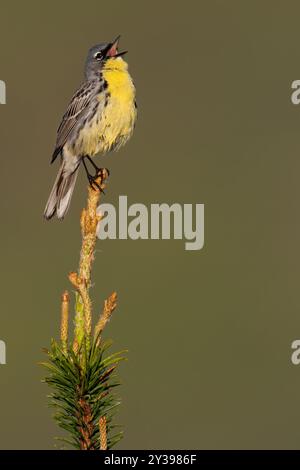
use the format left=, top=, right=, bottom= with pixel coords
left=100, top=58, right=137, bottom=152
left=74, top=58, right=136, bottom=157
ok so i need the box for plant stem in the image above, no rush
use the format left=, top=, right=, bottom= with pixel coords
left=95, top=291, right=118, bottom=345
left=60, top=290, right=69, bottom=352
left=69, top=171, right=108, bottom=354
left=99, top=416, right=107, bottom=450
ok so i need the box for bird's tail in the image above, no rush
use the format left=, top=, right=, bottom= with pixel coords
left=44, top=157, right=80, bottom=220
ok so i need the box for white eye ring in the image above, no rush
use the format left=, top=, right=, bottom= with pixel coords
left=94, top=52, right=102, bottom=60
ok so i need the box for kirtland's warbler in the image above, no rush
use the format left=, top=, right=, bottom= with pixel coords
left=44, top=36, right=137, bottom=220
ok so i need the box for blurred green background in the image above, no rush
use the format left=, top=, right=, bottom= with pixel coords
left=0, top=0, right=300, bottom=449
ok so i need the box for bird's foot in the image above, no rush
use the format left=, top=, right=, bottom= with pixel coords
left=88, top=174, right=104, bottom=192
left=88, top=168, right=110, bottom=193
left=82, top=156, right=109, bottom=192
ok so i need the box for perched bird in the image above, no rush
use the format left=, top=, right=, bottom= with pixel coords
left=44, top=36, right=137, bottom=220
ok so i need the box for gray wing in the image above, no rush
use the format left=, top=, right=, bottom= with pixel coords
left=51, top=80, right=98, bottom=163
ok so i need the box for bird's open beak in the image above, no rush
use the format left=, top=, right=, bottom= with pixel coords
left=105, top=35, right=128, bottom=58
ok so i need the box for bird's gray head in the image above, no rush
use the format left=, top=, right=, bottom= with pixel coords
left=84, top=36, right=128, bottom=80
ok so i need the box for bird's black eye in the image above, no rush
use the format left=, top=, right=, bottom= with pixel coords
left=94, top=52, right=103, bottom=60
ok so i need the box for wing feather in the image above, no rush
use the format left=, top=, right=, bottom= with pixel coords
left=51, top=80, right=98, bottom=162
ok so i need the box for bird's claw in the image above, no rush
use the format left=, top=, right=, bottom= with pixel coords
left=88, top=175, right=105, bottom=193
